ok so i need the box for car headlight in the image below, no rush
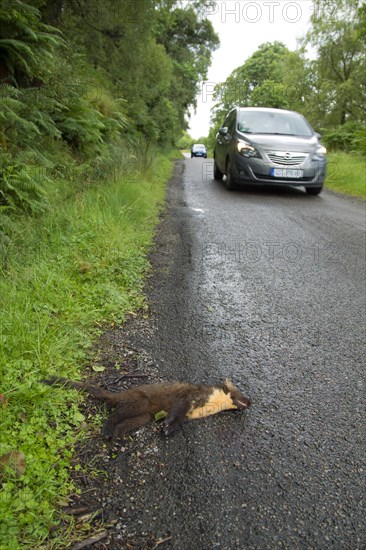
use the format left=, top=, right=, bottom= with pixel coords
left=237, top=140, right=260, bottom=158
left=312, top=145, right=327, bottom=161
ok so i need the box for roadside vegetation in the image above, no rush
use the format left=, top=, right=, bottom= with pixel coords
left=326, top=152, right=366, bottom=198
left=0, top=154, right=170, bottom=547
left=0, top=0, right=218, bottom=547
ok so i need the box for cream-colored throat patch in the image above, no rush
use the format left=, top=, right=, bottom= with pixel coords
left=186, top=388, right=236, bottom=420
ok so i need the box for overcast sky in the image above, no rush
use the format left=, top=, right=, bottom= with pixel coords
left=188, top=1, right=315, bottom=138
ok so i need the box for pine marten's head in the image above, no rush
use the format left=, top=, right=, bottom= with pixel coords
left=223, top=379, right=251, bottom=410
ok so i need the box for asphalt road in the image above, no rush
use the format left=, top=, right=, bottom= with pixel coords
left=104, top=158, right=366, bottom=549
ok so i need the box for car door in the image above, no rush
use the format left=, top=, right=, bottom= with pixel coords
left=215, top=109, right=236, bottom=171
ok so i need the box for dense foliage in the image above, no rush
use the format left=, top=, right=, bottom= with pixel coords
left=0, top=0, right=219, bottom=235
left=209, top=0, right=366, bottom=154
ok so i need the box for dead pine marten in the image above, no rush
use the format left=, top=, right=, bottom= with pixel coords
left=42, top=377, right=251, bottom=440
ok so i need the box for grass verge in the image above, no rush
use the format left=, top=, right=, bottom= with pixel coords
left=0, top=152, right=171, bottom=548
left=325, top=152, right=366, bottom=198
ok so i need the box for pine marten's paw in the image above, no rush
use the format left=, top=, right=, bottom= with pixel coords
left=102, top=422, right=114, bottom=440
left=162, top=422, right=175, bottom=437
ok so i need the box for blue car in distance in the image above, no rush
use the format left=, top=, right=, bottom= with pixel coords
left=191, top=144, right=207, bottom=158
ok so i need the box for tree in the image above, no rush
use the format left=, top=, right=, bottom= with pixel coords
left=176, top=130, right=193, bottom=150
left=38, top=0, right=219, bottom=145
left=210, top=42, right=290, bottom=132
left=154, top=1, right=219, bottom=131
left=303, top=0, right=366, bottom=126
left=251, top=81, right=289, bottom=109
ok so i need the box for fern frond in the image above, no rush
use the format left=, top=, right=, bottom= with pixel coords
left=0, top=39, right=34, bottom=57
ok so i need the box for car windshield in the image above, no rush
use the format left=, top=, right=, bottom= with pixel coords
left=193, top=145, right=205, bottom=150
left=237, top=111, right=313, bottom=137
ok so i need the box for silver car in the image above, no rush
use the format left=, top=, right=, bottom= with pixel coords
left=214, top=107, right=327, bottom=194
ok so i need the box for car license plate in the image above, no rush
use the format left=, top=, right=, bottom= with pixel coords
left=270, top=168, right=303, bottom=178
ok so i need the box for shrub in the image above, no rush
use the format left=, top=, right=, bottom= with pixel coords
left=322, top=121, right=366, bottom=154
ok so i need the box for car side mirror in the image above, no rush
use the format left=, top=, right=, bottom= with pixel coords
left=315, top=132, right=321, bottom=139
left=219, top=127, right=229, bottom=136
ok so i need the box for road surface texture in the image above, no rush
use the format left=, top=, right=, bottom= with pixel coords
left=73, top=158, right=365, bottom=549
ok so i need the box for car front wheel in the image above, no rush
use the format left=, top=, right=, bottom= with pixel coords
left=225, top=159, right=237, bottom=190
left=214, top=159, right=223, bottom=180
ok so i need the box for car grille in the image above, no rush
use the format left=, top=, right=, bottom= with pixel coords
left=267, top=151, right=308, bottom=166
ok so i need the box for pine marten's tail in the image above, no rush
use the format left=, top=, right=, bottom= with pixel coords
left=41, top=376, right=112, bottom=401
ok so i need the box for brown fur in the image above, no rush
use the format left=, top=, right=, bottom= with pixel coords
left=42, top=377, right=251, bottom=440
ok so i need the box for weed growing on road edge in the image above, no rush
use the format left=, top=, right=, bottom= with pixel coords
left=0, top=153, right=171, bottom=548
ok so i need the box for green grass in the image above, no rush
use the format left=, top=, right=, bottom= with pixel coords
left=325, top=152, right=366, bottom=198
left=0, top=152, right=172, bottom=548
